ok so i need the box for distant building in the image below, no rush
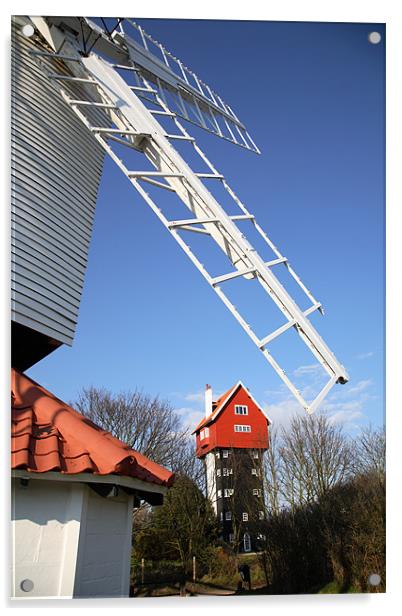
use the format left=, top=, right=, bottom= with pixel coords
left=11, top=369, right=174, bottom=598
left=193, top=382, right=270, bottom=553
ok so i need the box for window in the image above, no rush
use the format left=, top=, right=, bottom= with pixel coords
left=200, top=427, right=209, bottom=440
left=224, top=488, right=234, bottom=497
left=234, top=424, right=251, bottom=432
left=229, top=533, right=235, bottom=544
left=222, top=468, right=232, bottom=476
left=253, top=489, right=261, bottom=497
left=259, top=511, right=264, bottom=520
left=216, top=469, right=221, bottom=477
left=253, top=451, right=259, bottom=459
left=225, top=511, right=232, bottom=521
left=251, top=468, right=257, bottom=476
left=220, top=512, right=223, bottom=521
left=215, top=452, right=220, bottom=459
left=217, top=489, right=222, bottom=498
left=235, top=405, right=248, bottom=415
left=242, top=512, right=249, bottom=522
left=222, top=450, right=229, bottom=458
left=243, top=532, right=251, bottom=552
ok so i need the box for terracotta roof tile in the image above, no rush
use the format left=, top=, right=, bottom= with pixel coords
left=11, top=369, right=174, bottom=487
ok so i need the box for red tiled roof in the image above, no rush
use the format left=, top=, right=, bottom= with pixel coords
left=11, top=369, right=174, bottom=488
left=193, top=383, right=239, bottom=433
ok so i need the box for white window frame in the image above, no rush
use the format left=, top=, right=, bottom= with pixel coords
left=225, top=511, right=232, bottom=521
left=215, top=451, right=220, bottom=459
left=224, top=488, right=234, bottom=498
left=222, top=450, right=229, bottom=458
left=251, top=468, right=257, bottom=476
left=234, top=424, right=251, bottom=433
left=216, top=469, right=221, bottom=477
left=200, top=429, right=205, bottom=439
left=223, top=468, right=232, bottom=476
left=253, top=488, right=261, bottom=496
left=217, top=489, right=222, bottom=498
left=234, top=404, right=248, bottom=416
left=242, top=512, right=249, bottom=522
left=253, top=450, right=259, bottom=459
left=204, top=427, right=209, bottom=437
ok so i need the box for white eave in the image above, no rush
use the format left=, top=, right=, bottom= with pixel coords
left=12, top=469, right=168, bottom=496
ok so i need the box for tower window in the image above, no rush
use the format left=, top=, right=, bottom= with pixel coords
left=243, top=532, right=251, bottom=552
left=235, top=405, right=248, bottom=415
left=225, top=511, right=232, bottom=520
left=242, top=512, right=249, bottom=521
left=234, top=424, right=251, bottom=432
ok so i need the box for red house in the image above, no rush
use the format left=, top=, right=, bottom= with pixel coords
left=193, top=382, right=271, bottom=552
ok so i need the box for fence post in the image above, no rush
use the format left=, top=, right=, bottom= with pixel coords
left=141, top=558, right=145, bottom=585
left=193, top=555, right=196, bottom=582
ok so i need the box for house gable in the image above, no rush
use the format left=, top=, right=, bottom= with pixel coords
left=195, top=382, right=269, bottom=457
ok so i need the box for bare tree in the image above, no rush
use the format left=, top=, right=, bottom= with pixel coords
left=279, top=414, right=353, bottom=508
left=354, top=424, right=385, bottom=479
left=72, top=386, right=192, bottom=473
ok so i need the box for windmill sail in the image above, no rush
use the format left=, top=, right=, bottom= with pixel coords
left=19, top=16, right=349, bottom=413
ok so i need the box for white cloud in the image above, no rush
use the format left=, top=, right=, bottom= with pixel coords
left=293, top=363, right=322, bottom=378
left=329, top=379, right=372, bottom=401
left=264, top=398, right=303, bottom=431
left=184, top=391, right=204, bottom=403
left=356, top=351, right=374, bottom=360
left=174, top=406, right=204, bottom=431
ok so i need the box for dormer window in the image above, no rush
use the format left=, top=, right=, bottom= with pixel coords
left=200, top=427, right=209, bottom=440
left=235, top=405, right=248, bottom=415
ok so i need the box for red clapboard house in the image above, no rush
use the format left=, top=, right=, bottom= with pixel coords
left=193, top=382, right=271, bottom=553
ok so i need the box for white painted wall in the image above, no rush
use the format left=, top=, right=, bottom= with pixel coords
left=205, top=452, right=217, bottom=514
left=11, top=478, right=83, bottom=598
left=12, top=477, right=134, bottom=599
left=73, top=486, right=133, bottom=598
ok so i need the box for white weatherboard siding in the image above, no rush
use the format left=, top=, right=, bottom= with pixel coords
left=11, top=17, right=105, bottom=346
left=74, top=487, right=133, bottom=598
left=11, top=479, right=84, bottom=598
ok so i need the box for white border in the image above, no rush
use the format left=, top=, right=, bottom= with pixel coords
left=2, top=1, right=399, bottom=613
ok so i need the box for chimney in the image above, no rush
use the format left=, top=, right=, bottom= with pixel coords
left=205, top=384, right=212, bottom=417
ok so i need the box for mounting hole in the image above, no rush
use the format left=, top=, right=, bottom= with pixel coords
left=20, top=578, right=34, bottom=592
left=21, top=24, right=35, bottom=38
left=368, top=32, right=381, bottom=45
left=368, top=573, right=381, bottom=586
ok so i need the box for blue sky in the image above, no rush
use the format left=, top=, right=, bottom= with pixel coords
left=27, top=18, right=385, bottom=435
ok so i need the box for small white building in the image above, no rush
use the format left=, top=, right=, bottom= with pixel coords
left=11, top=369, right=173, bottom=599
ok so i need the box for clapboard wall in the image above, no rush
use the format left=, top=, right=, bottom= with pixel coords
left=11, top=17, right=105, bottom=363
